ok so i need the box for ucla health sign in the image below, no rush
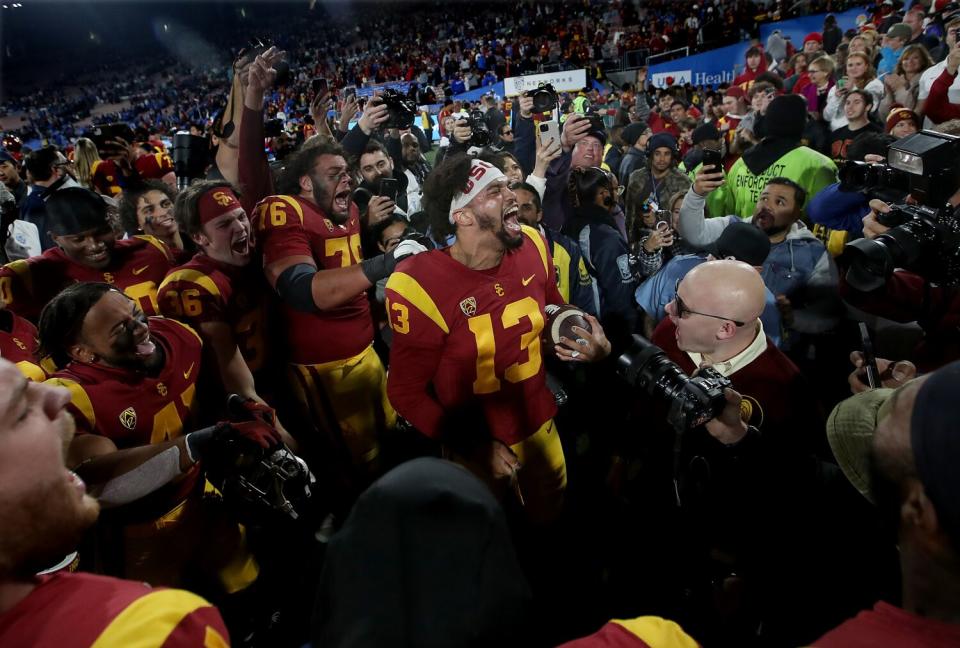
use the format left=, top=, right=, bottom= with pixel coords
left=648, top=42, right=747, bottom=89
left=648, top=7, right=875, bottom=90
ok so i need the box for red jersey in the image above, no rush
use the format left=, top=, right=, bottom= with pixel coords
left=0, top=572, right=229, bottom=647
left=816, top=601, right=960, bottom=648
left=135, top=150, right=174, bottom=181
left=46, top=317, right=202, bottom=517
left=253, top=194, right=372, bottom=364
left=47, top=317, right=201, bottom=446
left=158, top=254, right=270, bottom=374
left=0, top=235, right=174, bottom=320
left=0, top=310, right=45, bottom=381
left=90, top=159, right=123, bottom=197
left=385, top=226, right=564, bottom=446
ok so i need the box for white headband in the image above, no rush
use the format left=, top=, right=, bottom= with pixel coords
left=448, top=159, right=506, bottom=223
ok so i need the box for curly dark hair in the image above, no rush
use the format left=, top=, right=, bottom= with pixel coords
left=421, top=153, right=474, bottom=243
left=38, top=282, right=117, bottom=369
left=276, top=137, right=347, bottom=196
left=117, top=180, right=177, bottom=236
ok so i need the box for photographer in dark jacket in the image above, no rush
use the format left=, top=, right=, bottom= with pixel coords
left=562, top=166, right=637, bottom=349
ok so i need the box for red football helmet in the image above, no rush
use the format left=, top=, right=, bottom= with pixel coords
left=2, top=134, right=23, bottom=161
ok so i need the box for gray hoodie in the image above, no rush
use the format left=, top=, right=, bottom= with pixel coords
left=678, top=187, right=842, bottom=335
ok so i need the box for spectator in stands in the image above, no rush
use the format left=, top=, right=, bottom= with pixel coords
left=733, top=45, right=768, bottom=88
left=497, top=124, right=514, bottom=153
left=719, top=86, right=748, bottom=165
left=21, top=147, right=81, bottom=251
left=738, top=81, right=776, bottom=146
left=482, top=95, right=506, bottom=142
left=766, top=29, right=788, bottom=64
left=878, top=23, right=912, bottom=77
left=0, top=149, right=26, bottom=209
left=921, top=41, right=960, bottom=125
left=918, top=17, right=960, bottom=126
left=823, top=52, right=884, bottom=131
left=830, top=89, right=883, bottom=161
left=647, top=90, right=681, bottom=137
left=803, top=32, right=824, bottom=56
left=903, top=6, right=939, bottom=52
left=543, top=113, right=604, bottom=231
left=823, top=14, right=844, bottom=55
left=878, top=44, right=933, bottom=116
left=887, top=107, right=920, bottom=138
left=681, top=122, right=722, bottom=176
left=803, top=55, right=836, bottom=123
left=785, top=52, right=812, bottom=94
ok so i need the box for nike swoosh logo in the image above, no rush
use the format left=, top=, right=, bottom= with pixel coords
left=132, top=265, right=149, bottom=276
left=183, top=363, right=194, bottom=380
left=522, top=275, right=535, bottom=286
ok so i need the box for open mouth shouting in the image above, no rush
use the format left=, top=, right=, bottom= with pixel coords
left=334, top=189, right=351, bottom=215
left=231, top=232, right=250, bottom=256
left=133, top=327, right=155, bottom=358
left=503, top=203, right=522, bottom=235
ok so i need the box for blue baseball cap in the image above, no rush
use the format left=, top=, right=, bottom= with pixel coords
left=0, top=148, right=15, bottom=164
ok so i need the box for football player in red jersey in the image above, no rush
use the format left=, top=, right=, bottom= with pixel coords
left=0, top=187, right=174, bottom=320
left=91, top=139, right=176, bottom=197
left=0, top=357, right=231, bottom=647
left=384, top=156, right=611, bottom=522
left=158, top=181, right=294, bottom=445
left=0, top=307, right=45, bottom=381
left=253, top=140, right=423, bottom=475
left=37, top=282, right=275, bottom=596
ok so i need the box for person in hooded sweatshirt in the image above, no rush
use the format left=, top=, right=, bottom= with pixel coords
left=709, top=94, right=838, bottom=221
left=311, top=457, right=533, bottom=648
left=677, top=166, right=842, bottom=349
left=732, top=45, right=769, bottom=90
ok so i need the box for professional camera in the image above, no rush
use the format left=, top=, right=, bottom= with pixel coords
left=171, top=132, right=209, bottom=191
left=379, top=88, right=417, bottom=129
left=838, top=159, right=910, bottom=204
left=583, top=108, right=606, bottom=134
left=523, top=83, right=559, bottom=113
left=452, top=109, right=492, bottom=148
left=842, top=131, right=960, bottom=290
left=616, top=334, right=731, bottom=431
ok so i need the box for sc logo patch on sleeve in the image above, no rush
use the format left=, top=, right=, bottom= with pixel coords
left=616, top=254, right=633, bottom=283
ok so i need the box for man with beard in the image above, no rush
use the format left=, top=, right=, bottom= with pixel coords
left=158, top=182, right=290, bottom=442
left=0, top=358, right=231, bottom=646
left=385, top=156, right=611, bottom=523
left=38, top=282, right=276, bottom=597
left=0, top=187, right=174, bottom=320
left=253, top=140, right=423, bottom=476
left=356, top=139, right=408, bottom=218
left=679, top=172, right=841, bottom=344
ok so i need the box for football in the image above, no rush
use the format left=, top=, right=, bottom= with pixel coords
left=544, top=304, right=592, bottom=352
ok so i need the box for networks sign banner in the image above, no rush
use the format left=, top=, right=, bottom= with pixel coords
left=648, top=42, right=749, bottom=89
left=503, top=69, right=588, bottom=96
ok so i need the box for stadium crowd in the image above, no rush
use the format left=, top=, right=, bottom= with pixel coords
left=3, top=0, right=960, bottom=647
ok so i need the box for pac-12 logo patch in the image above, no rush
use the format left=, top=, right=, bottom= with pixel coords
left=459, top=297, right=477, bottom=317
left=119, top=407, right=138, bottom=430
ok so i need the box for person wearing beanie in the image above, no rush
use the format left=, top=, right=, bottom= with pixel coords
left=816, top=362, right=960, bottom=647
left=624, top=132, right=691, bottom=248
left=617, top=122, right=652, bottom=184
left=680, top=122, right=722, bottom=177
left=709, top=94, right=838, bottom=220
left=803, top=31, right=824, bottom=55
left=885, top=106, right=920, bottom=137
